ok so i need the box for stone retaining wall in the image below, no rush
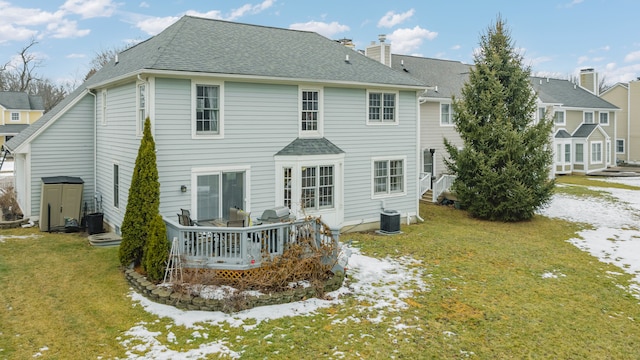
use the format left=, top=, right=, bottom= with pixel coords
left=124, top=268, right=345, bottom=313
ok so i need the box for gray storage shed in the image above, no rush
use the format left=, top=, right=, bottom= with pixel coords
left=39, top=176, right=84, bottom=232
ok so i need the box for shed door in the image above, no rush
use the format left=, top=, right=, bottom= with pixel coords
left=41, top=184, right=63, bottom=230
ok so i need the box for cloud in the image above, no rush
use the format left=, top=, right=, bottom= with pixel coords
left=378, top=9, right=414, bottom=28
left=0, top=23, right=38, bottom=44
left=386, top=26, right=437, bottom=54
left=47, top=18, right=91, bottom=38
left=289, top=21, right=350, bottom=38
left=226, top=0, right=275, bottom=20
left=528, top=56, right=553, bottom=67
left=139, top=2, right=150, bottom=8
left=66, top=53, right=86, bottom=58
left=624, top=50, right=640, bottom=63
left=136, top=16, right=180, bottom=35
left=61, top=0, right=118, bottom=19
left=451, top=45, right=461, bottom=50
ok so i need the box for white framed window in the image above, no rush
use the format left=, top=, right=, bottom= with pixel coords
left=440, top=103, right=454, bottom=126
left=191, top=166, right=250, bottom=221
left=113, top=163, right=119, bottom=208
left=599, top=112, right=609, bottom=125
left=275, top=154, right=344, bottom=222
left=301, top=165, right=334, bottom=210
left=591, top=141, right=602, bottom=164
left=575, top=143, right=584, bottom=163
left=372, top=157, right=406, bottom=198
left=564, top=143, right=571, bottom=162
left=616, top=139, right=625, bottom=154
left=367, top=90, right=397, bottom=124
left=10, top=112, right=19, bottom=121
left=553, top=110, right=565, bottom=125
left=101, top=89, right=107, bottom=125
left=136, top=82, right=147, bottom=135
left=192, top=80, right=224, bottom=138
left=584, top=111, right=594, bottom=124
left=300, top=87, right=323, bottom=137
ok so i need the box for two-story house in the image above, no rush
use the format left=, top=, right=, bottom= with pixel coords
left=600, top=78, right=640, bottom=164
left=0, top=91, right=44, bottom=149
left=363, top=40, right=618, bottom=202
left=4, top=16, right=427, bottom=233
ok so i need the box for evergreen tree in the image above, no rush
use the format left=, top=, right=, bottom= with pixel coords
left=143, top=213, right=169, bottom=282
left=444, top=17, right=554, bottom=221
left=119, top=118, right=160, bottom=266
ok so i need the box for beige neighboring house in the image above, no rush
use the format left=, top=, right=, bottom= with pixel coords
left=0, top=91, right=44, bottom=150
left=600, top=79, right=640, bottom=164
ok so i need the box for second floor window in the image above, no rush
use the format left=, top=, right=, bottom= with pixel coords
left=441, top=103, right=454, bottom=125
left=554, top=110, right=565, bottom=125
left=10, top=112, right=19, bottom=121
left=196, top=84, right=220, bottom=134
left=599, top=112, right=609, bottom=125
left=368, top=91, right=396, bottom=124
left=584, top=111, right=594, bottom=124
left=137, top=83, right=146, bottom=134
left=301, top=90, right=319, bottom=132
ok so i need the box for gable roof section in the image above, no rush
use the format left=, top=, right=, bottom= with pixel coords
left=530, top=77, right=618, bottom=110
left=0, top=92, right=44, bottom=111
left=555, top=129, right=572, bottom=138
left=572, top=123, right=599, bottom=138
left=276, top=138, right=344, bottom=156
left=391, top=55, right=472, bottom=99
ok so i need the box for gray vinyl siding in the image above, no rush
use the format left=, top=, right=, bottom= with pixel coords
left=29, top=94, right=95, bottom=218
left=95, top=82, right=138, bottom=228
left=92, top=76, right=418, bottom=229
left=420, top=100, right=461, bottom=179
left=324, top=87, right=418, bottom=222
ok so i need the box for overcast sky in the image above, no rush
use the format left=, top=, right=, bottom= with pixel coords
left=1, top=0, right=639, bottom=87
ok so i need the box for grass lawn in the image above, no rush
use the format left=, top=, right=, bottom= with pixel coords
left=2, top=181, right=640, bottom=358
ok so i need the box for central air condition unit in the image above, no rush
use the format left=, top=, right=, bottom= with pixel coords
left=380, top=210, right=400, bottom=234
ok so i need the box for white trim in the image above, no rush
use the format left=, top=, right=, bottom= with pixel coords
left=191, top=79, right=225, bottom=140
left=87, top=69, right=426, bottom=92
left=298, top=86, right=323, bottom=138
left=136, top=81, right=147, bottom=137
left=366, top=89, right=399, bottom=125
left=190, top=165, right=251, bottom=221
left=371, top=155, right=407, bottom=199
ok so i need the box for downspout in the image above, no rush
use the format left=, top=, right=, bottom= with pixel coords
left=88, top=89, right=97, bottom=212
left=415, top=89, right=425, bottom=223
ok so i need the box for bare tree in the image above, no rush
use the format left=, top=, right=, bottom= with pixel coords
left=85, top=45, right=130, bottom=80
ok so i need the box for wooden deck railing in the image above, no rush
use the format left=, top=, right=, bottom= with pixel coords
left=432, top=174, right=456, bottom=202
left=419, top=172, right=432, bottom=197
left=164, top=217, right=337, bottom=270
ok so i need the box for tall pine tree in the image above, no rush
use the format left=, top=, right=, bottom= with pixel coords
left=119, top=117, right=161, bottom=266
left=444, top=17, right=554, bottom=221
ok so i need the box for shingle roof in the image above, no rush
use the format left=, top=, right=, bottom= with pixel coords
left=0, top=92, right=44, bottom=110
left=5, top=15, right=426, bottom=152
left=572, top=123, right=599, bottom=138
left=276, top=137, right=344, bottom=156
left=530, top=77, right=618, bottom=109
left=555, top=129, right=572, bottom=138
left=391, top=55, right=472, bottom=99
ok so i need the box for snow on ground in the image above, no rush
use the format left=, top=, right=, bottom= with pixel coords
left=121, top=176, right=640, bottom=358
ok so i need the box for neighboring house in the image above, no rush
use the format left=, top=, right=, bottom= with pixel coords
left=600, top=79, right=640, bottom=164
left=0, top=91, right=44, bottom=149
left=531, top=73, right=619, bottom=175
left=365, top=40, right=618, bottom=192
left=4, top=16, right=427, bottom=233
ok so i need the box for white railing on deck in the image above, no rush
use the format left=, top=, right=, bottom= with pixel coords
left=164, top=217, right=335, bottom=270
left=419, top=172, right=432, bottom=197
left=432, top=174, right=456, bottom=203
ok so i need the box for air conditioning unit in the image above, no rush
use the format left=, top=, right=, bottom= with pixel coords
left=380, top=210, right=400, bottom=234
